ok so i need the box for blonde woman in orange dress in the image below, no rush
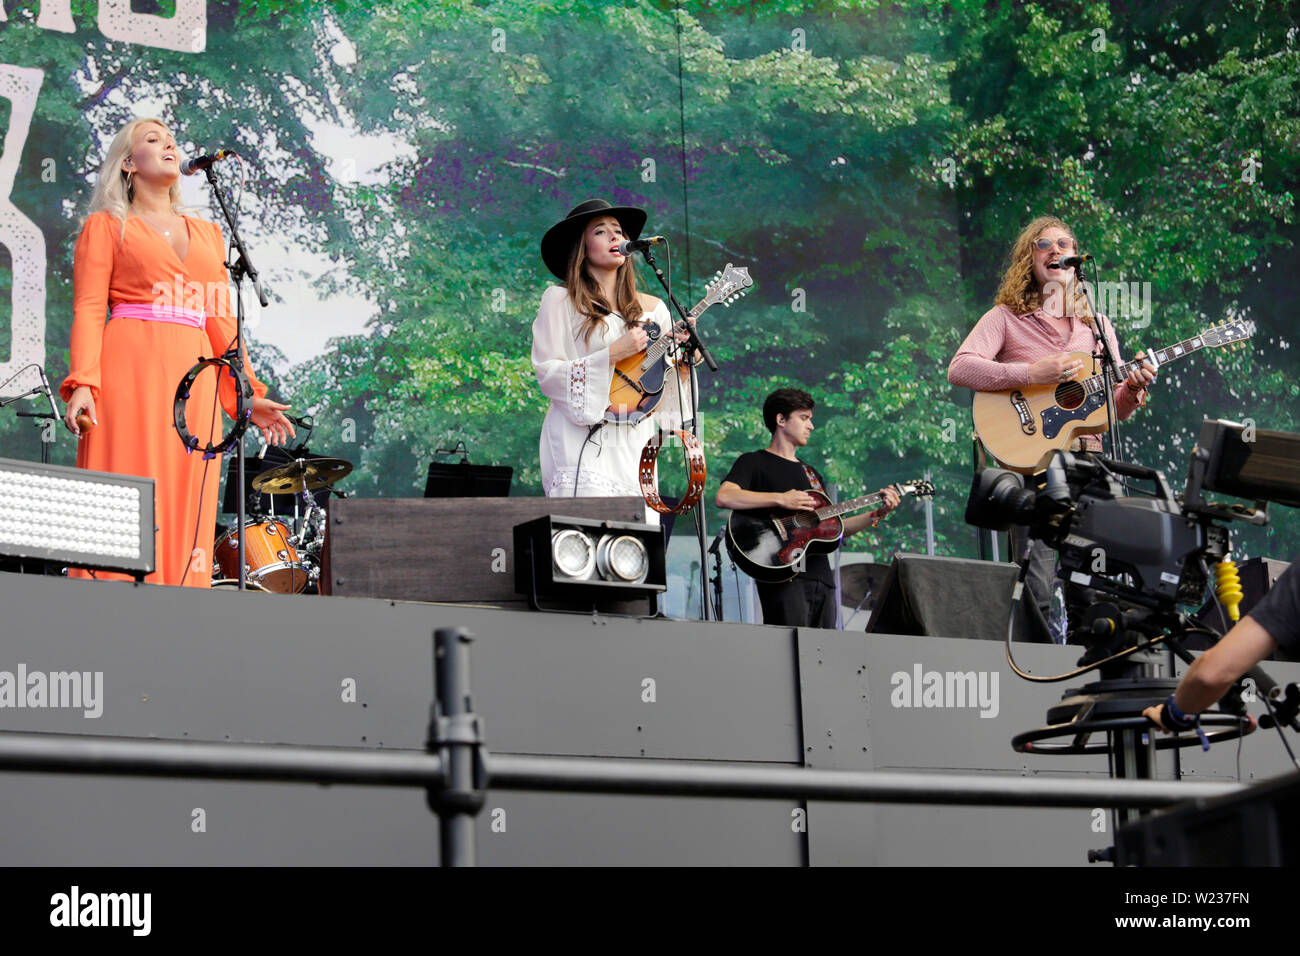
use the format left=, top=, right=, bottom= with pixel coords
left=61, top=118, right=294, bottom=587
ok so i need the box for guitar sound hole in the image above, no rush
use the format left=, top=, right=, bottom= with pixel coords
left=1055, top=381, right=1086, bottom=410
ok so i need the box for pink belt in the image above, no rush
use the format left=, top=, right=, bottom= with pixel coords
left=111, top=302, right=206, bottom=330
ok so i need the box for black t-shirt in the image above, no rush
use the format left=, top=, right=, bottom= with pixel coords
left=1247, top=557, right=1299, bottom=652
left=721, top=449, right=834, bottom=586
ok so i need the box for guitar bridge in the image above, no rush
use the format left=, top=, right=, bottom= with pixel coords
left=1008, top=390, right=1036, bottom=436
left=772, top=517, right=788, bottom=542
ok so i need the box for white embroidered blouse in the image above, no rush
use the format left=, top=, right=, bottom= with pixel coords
left=530, top=284, right=690, bottom=499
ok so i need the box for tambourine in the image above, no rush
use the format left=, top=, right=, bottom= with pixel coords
left=173, top=355, right=253, bottom=459
left=639, top=429, right=707, bottom=515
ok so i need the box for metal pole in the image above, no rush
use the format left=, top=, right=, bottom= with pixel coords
left=427, top=627, right=486, bottom=867
left=924, top=468, right=935, bottom=556
left=0, top=731, right=1246, bottom=809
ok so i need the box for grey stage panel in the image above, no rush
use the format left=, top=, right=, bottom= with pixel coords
left=0, top=773, right=800, bottom=866
left=858, top=633, right=1112, bottom=775
left=0, top=575, right=800, bottom=763
left=799, top=629, right=1107, bottom=865
left=474, top=789, right=801, bottom=866
left=864, top=800, right=1112, bottom=867
left=0, top=775, right=436, bottom=866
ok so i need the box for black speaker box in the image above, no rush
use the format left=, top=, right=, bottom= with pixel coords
left=866, top=553, right=1050, bottom=642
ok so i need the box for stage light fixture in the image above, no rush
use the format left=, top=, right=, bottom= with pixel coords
left=596, top=533, right=650, bottom=584
left=551, top=527, right=597, bottom=579
left=0, top=457, right=155, bottom=580
left=514, top=515, right=665, bottom=612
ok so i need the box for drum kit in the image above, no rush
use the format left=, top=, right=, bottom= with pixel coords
left=211, top=456, right=353, bottom=593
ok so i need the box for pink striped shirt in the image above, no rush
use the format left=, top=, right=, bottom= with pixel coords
left=948, top=303, right=1144, bottom=449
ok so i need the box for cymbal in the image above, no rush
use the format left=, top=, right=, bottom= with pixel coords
left=252, top=457, right=353, bottom=494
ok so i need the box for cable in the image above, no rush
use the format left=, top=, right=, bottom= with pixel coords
left=178, top=365, right=223, bottom=586
left=571, top=422, right=603, bottom=497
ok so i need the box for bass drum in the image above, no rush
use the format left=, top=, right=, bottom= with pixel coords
left=210, top=579, right=269, bottom=592
left=213, top=519, right=309, bottom=594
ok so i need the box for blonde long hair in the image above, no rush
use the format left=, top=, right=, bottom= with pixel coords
left=565, top=220, right=645, bottom=344
left=86, top=117, right=186, bottom=237
left=994, top=215, right=1093, bottom=324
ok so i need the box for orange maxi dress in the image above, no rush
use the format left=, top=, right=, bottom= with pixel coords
left=60, top=211, right=267, bottom=587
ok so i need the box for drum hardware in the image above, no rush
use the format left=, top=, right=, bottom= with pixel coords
left=214, top=455, right=350, bottom=594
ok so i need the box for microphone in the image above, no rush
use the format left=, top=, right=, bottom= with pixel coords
left=181, top=149, right=237, bottom=176
left=708, top=526, right=726, bottom=556
left=1052, top=253, right=1093, bottom=269
left=618, top=236, right=665, bottom=255
left=35, top=365, right=59, bottom=420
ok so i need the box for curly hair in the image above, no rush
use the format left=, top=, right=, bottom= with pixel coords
left=994, top=216, right=1093, bottom=325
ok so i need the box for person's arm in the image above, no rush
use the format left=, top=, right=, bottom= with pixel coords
left=199, top=220, right=291, bottom=444
left=62, top=214, right=116, bottom=434
left=948, top=306, right=1031, bottom=390
left=649, top=298, right=696, bottom=428
left=715, top=481, right=817, bottom=512
left=1099, top=316, right=1156, bottom=420
left=531, top=286, right=646, bottom=426
left=1143, top=615, right=1278, bottom=731
left=842, top=486, right=902, bottom=536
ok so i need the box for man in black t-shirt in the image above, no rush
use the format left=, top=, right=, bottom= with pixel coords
left=717, top=388, right=900, bottom=628
left=1144, top=557, right=1300, bottom=733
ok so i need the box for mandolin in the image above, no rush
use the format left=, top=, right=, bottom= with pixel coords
left=605, top=263, right=753, bottom=425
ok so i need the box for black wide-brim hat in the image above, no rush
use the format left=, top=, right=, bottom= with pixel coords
left=540, top=198, right=647, bottom=281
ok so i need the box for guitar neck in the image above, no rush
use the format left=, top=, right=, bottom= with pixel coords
left=1083, top=334, right=1205, bottom=393
left=812, top=490, right=888, bottom=522
left=644, top=297, right=711, bottom=363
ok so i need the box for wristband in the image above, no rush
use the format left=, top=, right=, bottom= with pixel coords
left=1160, top=694, right=1196, bottom=731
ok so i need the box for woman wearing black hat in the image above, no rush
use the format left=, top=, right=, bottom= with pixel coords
left=532, top=198, right=689, bottom=501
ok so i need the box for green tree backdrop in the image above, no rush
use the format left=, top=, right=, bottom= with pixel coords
left=1, top=0, right=1295, bottom=607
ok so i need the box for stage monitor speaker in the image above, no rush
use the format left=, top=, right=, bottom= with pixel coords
left=865, top=553, right=1050, bottom=642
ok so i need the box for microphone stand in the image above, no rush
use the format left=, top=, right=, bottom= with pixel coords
left=1074, top=257, right=1125, bottom=465
left=0, top=366, right=60, bottom=464
left=639, top=245, right=718, bottom=621
left=708, top=527, right=726, bottom=623
left=205, top=163, right=269, bottom=592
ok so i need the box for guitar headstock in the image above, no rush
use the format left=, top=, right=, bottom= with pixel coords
left=1201, top=318, right=1257, bottom=350
left=700, top=263, right=754, bottom=309
left=895, top=478, right=935, bottom=500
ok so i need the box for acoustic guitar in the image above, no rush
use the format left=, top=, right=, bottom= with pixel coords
left=726, top=479, right=934, bottom=584
left=605, top=263, right=753, bottom=424
left=971, top=319, right=1255, bottom=473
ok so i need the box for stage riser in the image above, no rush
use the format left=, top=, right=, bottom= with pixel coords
left=1, top=572, right=1296, bottom=866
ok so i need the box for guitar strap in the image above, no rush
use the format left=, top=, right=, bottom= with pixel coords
left=801, top=463, right=826, bottom=495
